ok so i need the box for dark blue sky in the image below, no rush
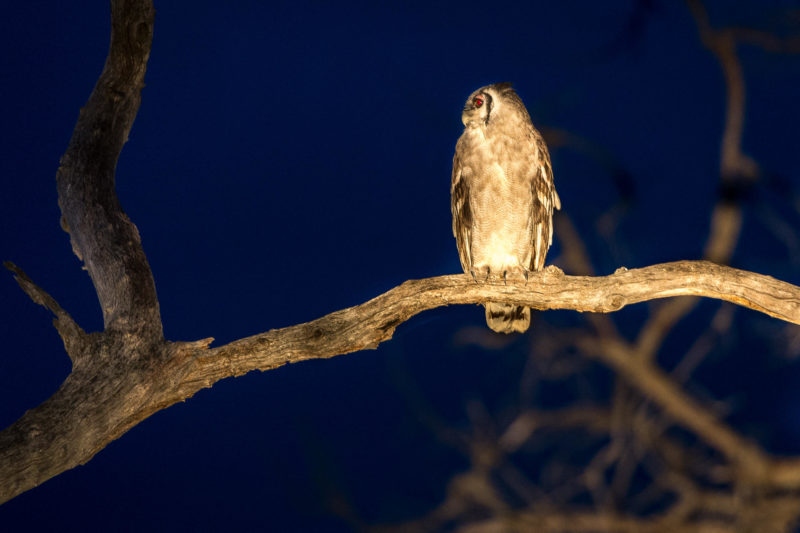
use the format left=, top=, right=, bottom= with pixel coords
left=2, top=1, right=800, bottom=531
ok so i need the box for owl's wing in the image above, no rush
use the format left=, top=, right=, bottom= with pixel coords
left=451, top=151, right=473, bottom=272
left=529, top=134, right=559, bottom=271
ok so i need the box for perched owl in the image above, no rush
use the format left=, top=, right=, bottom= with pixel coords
left=451, top=82, right=560, bottom=333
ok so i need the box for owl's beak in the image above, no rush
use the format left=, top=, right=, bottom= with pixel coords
left=461, top=109, right=473, bottom=127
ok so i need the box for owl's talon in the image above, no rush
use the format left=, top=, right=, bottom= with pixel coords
left=470, top=266, right=491, bottom=282
left=501, top=266, right=528, bottom=284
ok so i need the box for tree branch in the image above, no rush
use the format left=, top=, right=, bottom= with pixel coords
left=4, top=262, right=87, bottom=363
left=4, top=259, right=800, bottom=504
left=185, top=260, right=800, bottom=390
left=56, top=0, right=160, bottom=339
left=0, top=0, right=164, bottom=506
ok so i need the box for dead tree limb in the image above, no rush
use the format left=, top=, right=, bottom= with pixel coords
left=4, top=259, right=800, bottom=504
left=57, top=0, right=161, bottom=340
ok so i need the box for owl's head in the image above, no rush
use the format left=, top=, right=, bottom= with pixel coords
left=461, top=82, right=526, bottom=128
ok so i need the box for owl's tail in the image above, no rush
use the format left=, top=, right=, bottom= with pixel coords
left=484, top=303, right=531, bottom=334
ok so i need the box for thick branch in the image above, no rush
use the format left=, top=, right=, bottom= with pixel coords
left=56, top=0, right=161, bottom=339
left=0, top=0, right=163, bottom=506
left=191, top=260, right=800, bottom=384
left=3, top=260, right=800, bottom=504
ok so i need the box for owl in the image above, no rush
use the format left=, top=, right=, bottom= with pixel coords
left=451, top=82, right=560, bottom=333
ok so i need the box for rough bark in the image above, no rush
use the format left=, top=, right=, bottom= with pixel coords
left=57, top=0, right=161, bottom=340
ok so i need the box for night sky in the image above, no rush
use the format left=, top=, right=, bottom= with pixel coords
left=2, top=1, right=800, bottom=531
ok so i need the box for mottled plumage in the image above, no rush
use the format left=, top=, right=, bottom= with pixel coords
left=451, top=82, right=560, bottom=333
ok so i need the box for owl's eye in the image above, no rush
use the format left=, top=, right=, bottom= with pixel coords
left=473, top=96, right=484, bottom=108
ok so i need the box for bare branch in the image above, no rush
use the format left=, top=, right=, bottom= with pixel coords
left=180, top=261, right=800, bottom=393
left=4, top=260, right=800, bottom=504
left=687, top=0, right=759, bottom=190
left=3, top=262, right=87, bottom=363
left=581, top=335, right=800, bottom=488
left=671, top=303, right=735, bottom=382
left=56, top=0, right=161, bottom=339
